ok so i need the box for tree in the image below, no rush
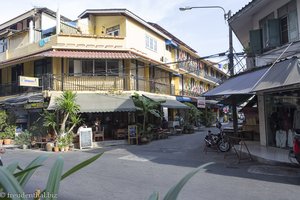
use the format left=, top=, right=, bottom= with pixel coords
left=43, top=91, right=81, bottom=137
left=184, top=102, right=202, bottom=126
left=132, top=93, right=164, bottom=138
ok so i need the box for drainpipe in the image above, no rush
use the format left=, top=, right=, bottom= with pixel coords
left=135, top=60, right=139, bottom=91
left=56, top=8, right=61, bottom=34
left=29, top=20, right=34, bottom=43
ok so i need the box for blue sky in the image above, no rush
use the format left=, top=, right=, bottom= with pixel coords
left=1, top=0, right=250, bottom=63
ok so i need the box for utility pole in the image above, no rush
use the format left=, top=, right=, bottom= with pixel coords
left=180, top=6, right=238, bottom=135
left=227, top=10, right=238, bottom=135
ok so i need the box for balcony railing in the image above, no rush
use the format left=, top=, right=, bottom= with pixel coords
left=42, top=74, right=175, bottom=96
left=204, top=74, right=221, bottom=83
left=0, top=82, right=42, bottom=97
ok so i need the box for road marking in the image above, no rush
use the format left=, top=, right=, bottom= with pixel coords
left=118, top=154, right=155, bottom=162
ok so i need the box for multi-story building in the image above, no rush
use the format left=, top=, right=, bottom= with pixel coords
left=226, top=0, right=300, bottom=148
left=0, top=8, right=225, bottom=138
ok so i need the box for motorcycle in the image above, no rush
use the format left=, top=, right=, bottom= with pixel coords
left=289, top=132, right=300, bottom=165
left=204, top=121, right=231, bottom=152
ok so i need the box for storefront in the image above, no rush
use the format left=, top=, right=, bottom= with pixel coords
left=263, top=90, right=299, bottom=148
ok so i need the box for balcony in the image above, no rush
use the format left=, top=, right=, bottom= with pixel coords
left=42, top=74, right=175, bottom=96
left=204, top=74, right=221, bottom=83
left=0, top=82, right=42, bottom=97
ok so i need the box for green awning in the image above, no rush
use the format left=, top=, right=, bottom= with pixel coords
left=143, top=94, right=189, bottom=109
left=48, top=93, right=136, bottom=113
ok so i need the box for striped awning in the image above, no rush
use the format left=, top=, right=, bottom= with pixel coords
left=0, top=50, right=138, bottom=67
left=38, top=50, right=138, bottom=59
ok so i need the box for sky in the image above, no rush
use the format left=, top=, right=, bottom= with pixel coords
left=0, top=0, right=251, bottom=65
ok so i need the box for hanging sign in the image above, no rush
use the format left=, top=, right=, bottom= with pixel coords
left=197, top=97, right=206, bottom=108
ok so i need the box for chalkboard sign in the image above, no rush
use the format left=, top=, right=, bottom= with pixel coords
left=79, top=128, right=93, bottom=149
left=128, top=125, right=138, bottom=144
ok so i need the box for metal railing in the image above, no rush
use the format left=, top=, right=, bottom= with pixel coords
left=42, top=74, right=175, bottom=95
left=0, top=82, right=42, bottom=97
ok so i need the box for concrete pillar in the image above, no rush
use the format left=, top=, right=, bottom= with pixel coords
left=258, top=94, right=267, bottom=146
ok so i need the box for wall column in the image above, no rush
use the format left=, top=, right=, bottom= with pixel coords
left=258, top=93, right=267, bottom=146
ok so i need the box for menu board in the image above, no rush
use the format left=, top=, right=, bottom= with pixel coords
left=79, top=128, right=93, bottom=149
left=128, top=125, right=138, bottom=144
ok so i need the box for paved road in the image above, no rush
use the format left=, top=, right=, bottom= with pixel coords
left=2, top=128, right=300, bottom=200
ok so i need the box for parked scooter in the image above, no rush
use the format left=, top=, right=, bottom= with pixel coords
left=289, top=132, right=300, bottom=165
left=204, top=121, right=231, bottom=152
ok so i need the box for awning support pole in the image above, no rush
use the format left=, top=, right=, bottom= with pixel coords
left=232, top=96, right=238, bottom=135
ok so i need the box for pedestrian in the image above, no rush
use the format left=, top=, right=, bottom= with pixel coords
left=0, top=147, right=5, bottom=166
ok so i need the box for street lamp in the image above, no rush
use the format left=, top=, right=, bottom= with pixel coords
left=180, top=5, right=238, bottom=134
left=179, top=6, right=234, bottom=76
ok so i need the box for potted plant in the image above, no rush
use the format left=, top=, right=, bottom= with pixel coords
left=14, top=130, right=32, bottom=149
left=3, top=125, right=16, bottom=145
left=0, top=132, right=4, bottom=145
left=42, top=91, right=81, bottom=149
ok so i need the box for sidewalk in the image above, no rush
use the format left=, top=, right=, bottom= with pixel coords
left=204, top=125, right=298, bottom=166
left=236, top=141, right=298, bottom=166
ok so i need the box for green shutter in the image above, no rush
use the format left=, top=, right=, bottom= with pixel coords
left=288, top=11, right=299, bottom=42
left=267, top=19, right=280, bottom=47
left=249, top=29, right=262, bottom=54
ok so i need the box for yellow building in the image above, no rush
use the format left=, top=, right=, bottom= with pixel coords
left=0, top=8, right=227, bottom=137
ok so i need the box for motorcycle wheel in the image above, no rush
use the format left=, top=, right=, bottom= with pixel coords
left=218, top=139, right=231, bottom=152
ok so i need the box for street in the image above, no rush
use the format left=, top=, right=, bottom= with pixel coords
left=2, top=128, right=300, bottom=200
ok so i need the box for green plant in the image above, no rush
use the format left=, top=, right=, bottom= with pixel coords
left=0, top=153, right=103, bottom=200
left=0, top=111, right=16, bottom=139
left=184, top=103, right=202, bottom=126
left=132, top=93, right=164, bottom=138
left=148, top=162, right=214, bottom=200
left=4, top=125, right=16, bottom=139
left=0, top=132, right=5, bottom=139
left=43, top=91, right=82, bottom=140
left=14, top=131, right=32, bottom=146
left=200, top=109, right=214, bottom=127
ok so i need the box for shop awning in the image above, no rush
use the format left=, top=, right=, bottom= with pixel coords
left=38, top=50, right=138, bottom=59
left=203, top=67, right=269, bottom=96
left=47, top=93, right=136, bottom=113
left=176, top=96, right=192, bottom=102
left=252, top=57, right=300, bottom=92
left=143, top=94, right=189, bottom=109
left=218, top=94, right=254, bottom=106
left=1, top=93, right=44, bottom=106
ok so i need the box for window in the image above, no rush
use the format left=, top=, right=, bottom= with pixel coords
left=204, top=64, right=208, bottom=75
left=277, top=0, right=298, bottom=44
left=34, top=58, right=52, bottom=77
left=68, top=59, right=121, bottom=76
left=95, top=60, right=106, bottom=75
left=0, top=38, right=7, bottom=53
left=106, top=25, right=120, bottom=36
left=82, top=60, right=93, bottom=75
left=11, top=64, right=24, bottom=82
left=145, top=35, right=157, bottom=52
left=107, top=60, right=119, bottom=76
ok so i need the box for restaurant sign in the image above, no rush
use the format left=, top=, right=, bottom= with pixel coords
left=197, top=97, right=206, bottom=108
left=19, top=76, right=39, bottom=87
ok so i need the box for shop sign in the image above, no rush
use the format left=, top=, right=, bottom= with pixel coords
left=197, top=97, right=206, bottom=108
left=19, top=76, right=39, bottom=87
left=79, top=128, right=93, bottom=149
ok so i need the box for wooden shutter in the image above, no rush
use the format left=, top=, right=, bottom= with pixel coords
left=288, top=11, right=299, bottom=42
left=249, top=29, right=262, bottom=54
left=267, top=19, right=280, bottom=48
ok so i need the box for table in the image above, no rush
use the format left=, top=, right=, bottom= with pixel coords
left=222, top=128, right=253, bottom=163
